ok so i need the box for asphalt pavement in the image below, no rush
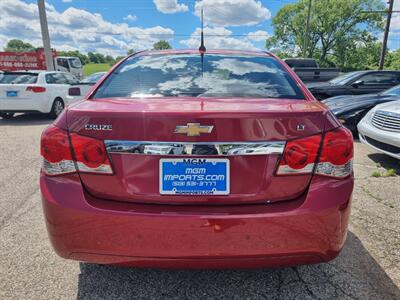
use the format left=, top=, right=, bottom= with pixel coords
left=0, top=113, right=399, bottom=300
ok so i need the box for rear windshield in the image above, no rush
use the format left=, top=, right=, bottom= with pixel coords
left=285, top=59, right=317, bottom=68
left=0, top=72, right=38, bottom=84
left=93, top=54, right=305, bottom=99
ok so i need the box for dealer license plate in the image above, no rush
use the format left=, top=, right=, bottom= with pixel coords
left=160, top=158, right=229, bottom=195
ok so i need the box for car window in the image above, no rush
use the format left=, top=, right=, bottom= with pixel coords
left=57, top=58, right=69, bottom=69
left=285, top=59, right=317, bottom=68
left=329, top=72, right=360, bottom=85
left=64, top=73, right=79, bottom=84
left=93, top=54, right=305, bottom=100
left=358, top=73, right=400, bottom=85
left=382, top=85, right=400, bottom=95
left=46, top=73, right=68, bottom=84
left=0, top=72, right=38, bottom=84
left=81, top=72, right=105, bottom=84
left=69, top=58, right=82, bottom=68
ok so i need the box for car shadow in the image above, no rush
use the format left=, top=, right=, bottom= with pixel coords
left=0, top=113, right=53, bottom=126
left=368, top=153, right=400, bottom=174
left=76, top=232, right=399, bottom=299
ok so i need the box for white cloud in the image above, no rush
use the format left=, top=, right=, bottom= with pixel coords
left=180, top=27, right=260, bottom=51
left=153, top=0, right=189, bottom=14
left=62, top=0, right=73, bottom=3
left=246, top=30, right=270, bottom=42
left=0, top=0, right=174, bottom=56
left=123, top=14, right=137, bottom=22
left=194, top=0, right=271, bottom=27
left=390, top=0, right=400, bottom=30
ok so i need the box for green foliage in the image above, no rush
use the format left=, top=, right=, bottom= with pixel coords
left=386, top=49, right=400, bottom=70
left=87, top=52, right=115, bottom=64
left=385, top=169, right=396, bottom=177
left=267, top=0, right=385, bottom=70
left=153, top=40, right=172, bottom=50
left=127, top=49, right=136, bottom=55
left=4, top=39, right=36, bottom=52
left=115, top=56, right=126, bottom=63
left=371, top=171, right=381, bottom=178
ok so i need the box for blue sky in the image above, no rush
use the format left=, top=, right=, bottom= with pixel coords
left=49, top=0, right=295, bottom=49
left=0, top=0, right=398, bottom=56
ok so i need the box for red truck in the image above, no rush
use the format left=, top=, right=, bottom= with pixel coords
left=0, top=48, right=83, bottom=79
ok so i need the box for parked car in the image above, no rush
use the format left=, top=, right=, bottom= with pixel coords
left=284, top=58, right=340, bottom=83
left=80, top=72, right=106, bottom=85
left=307, top=71, right=400, bottom=100
left=40, top=49, right=354, bottom=269
left=72, top=72, right=107, bottom=98
left=144, top=144, right=185, bottom=155
left=0, top=71, right=80, bottom=119
left=358, top=100, right=400, bottom=160
left=323, top=84, right=400, bottom=133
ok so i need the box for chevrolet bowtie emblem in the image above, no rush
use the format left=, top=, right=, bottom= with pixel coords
left=174, top=123, right=214, bottom=137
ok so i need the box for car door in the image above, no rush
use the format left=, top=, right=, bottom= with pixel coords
left=349, top=72, right=400, bottom=95
left=55, top=58, right=70, bottom=73
left=45, top=73, right=70, bottom=105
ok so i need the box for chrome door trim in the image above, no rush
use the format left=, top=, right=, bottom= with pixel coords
left=105, top=140, right=285, bottom=156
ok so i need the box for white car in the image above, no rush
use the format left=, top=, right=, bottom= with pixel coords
left=78, top=72, right=107, bottom=97
left=358, top=100, right=400, bottom=159
left=144, top=144, right=185, bottom=155
left=0, top=71, right=80, bottom=119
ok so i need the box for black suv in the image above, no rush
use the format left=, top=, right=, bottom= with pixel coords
left=307, top=71, right=400, bottom=100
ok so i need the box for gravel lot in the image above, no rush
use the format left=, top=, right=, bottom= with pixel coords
left=0, top=114, right=399, bottom=300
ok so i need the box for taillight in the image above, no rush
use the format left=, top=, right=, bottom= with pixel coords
left=70, top=133, right=113, bottom=174
left=41, top=126, right=113, bottom=175
left=276, top=127, right=353, bottom=178
left=316, top=127, right=353, bottom=178
left=276, top=134, right=322, bottom=175
left=41, top=125, right=75, bottom=175
left=26, top=86, right=46, bottom=93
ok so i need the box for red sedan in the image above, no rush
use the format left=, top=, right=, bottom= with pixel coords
left=40, top=50, right=354, bottom=269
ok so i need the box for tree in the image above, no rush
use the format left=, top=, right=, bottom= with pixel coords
left=115, top=56, right=126, bottom=63
left=153, top=40, right=172, bottom=50
left=87, top=52, right=98, bottom=64
left=266, top=0, right=384, bottom=68
left=4, top=39, right=36, bottom=52
left=105, top=55, right=115, bottom=64
left=127, top=49, right=136, bottom=55
left=386, top=49, right=400, bottom=70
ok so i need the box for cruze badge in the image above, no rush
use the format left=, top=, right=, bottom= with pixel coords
left=174, top=123, right=214, bottom=137
left=85, top=124, right=113, bottom=131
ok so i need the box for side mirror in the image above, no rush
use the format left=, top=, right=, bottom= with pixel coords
left=68, top=87, right=81, bottom=96
left=351, top=80, right=364, bottom=88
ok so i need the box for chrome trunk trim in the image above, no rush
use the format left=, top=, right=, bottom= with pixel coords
left=105, top=141, right=285, bottom=156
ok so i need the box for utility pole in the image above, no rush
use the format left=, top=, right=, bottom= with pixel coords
left=303, top=0, right=312, bottom=57
left=379, top=0, right=394, bottom=70
left=37, top=0, right=54, bottom=71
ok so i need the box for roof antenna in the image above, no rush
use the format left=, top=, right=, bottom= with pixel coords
left=199, top=9, right=206, bottom=78
left=199, top=9, right=206, bottom=54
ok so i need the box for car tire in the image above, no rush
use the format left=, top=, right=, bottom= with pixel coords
left=49, top=98, right=65, bottom=119
left=0, top=112, right=15, bottom=119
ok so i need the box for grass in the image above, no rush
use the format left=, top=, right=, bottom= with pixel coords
left=371, top=171, right=382, bottom=177
left=385, top=168, right=396, bottom=177
left=371, top=168, right=397, bottom=178
left=83, top=63, right=112, bottom=77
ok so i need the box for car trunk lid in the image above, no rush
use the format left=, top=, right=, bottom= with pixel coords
left=67, top=97, right=330, bottom=205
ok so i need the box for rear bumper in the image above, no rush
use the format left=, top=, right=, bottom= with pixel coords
left=40, top=174, right=353, bottom=269
left=0, top=98, right=51, bottom=113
